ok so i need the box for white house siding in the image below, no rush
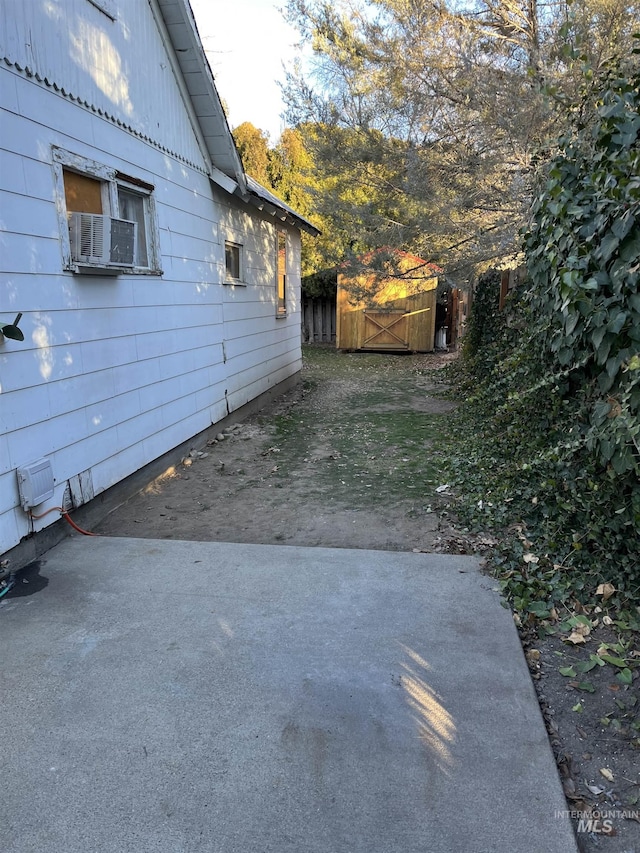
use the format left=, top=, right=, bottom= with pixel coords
left=0, top=0, right=303, bottom=554
left=0, top=0, right=207, bottom=167
left=217, top=188, right=302, bottom=413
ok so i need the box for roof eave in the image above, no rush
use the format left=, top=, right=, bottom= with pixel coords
left=155, top=1, right=319, bottom=236
left=242, top=176, right=321, bottom=236
left=155, top=0, right=247, bottom=194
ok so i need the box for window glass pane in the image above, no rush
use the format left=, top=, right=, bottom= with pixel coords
left=118, top=188, right=148, bottom=267
left=63, top=170, right=103, bottom=213
left=277, top=232, right=286, bottom=314
left=225, top=242, right=241, bottom=280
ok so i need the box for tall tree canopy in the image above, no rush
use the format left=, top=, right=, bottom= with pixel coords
left=283, top=0, right=640, bottom=281
left=232, top=122, right=272, bottom=187
left=230, top=124, right=326, bottom=277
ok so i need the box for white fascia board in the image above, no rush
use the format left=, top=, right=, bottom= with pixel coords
left=210, top=167, right=238, bottom=195
left=152, top=0, right=246, bottom=193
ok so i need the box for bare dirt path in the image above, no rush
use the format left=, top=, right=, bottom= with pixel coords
left=96, top=346, right=458, bottom=551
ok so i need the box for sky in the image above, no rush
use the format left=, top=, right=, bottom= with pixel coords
left=189, top=0, right=302, bottom=143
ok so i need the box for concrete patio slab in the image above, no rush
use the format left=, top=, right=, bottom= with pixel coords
left=0, top=537, right=577, bottom=853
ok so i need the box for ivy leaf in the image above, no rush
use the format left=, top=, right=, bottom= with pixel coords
left=597, top=233, right=620, bottom=263
left=617, top=668, right=633, bottom=685
left=528, top=600, right=550, bottom=618
left=611, top=209, right=635, bottom=240
left=575, top=659, right=597, bottom=674
left=599, top=655, right=627, bottom=668
left=607, top=311, right=627, bottom=334
left=619, top=231, right=640, bottom=263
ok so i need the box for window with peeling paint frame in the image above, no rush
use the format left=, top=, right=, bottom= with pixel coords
left=54, top=148, right=161, bottom=274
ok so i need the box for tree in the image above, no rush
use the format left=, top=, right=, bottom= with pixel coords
left=232, top=122, right=272, bottom=187
left=282, top=0, right=640, bottom=282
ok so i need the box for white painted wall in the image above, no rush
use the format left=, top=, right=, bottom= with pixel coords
left=0, top=0, right=302, bottom=553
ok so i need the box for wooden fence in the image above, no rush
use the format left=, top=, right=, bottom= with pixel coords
left=301, top=296, right=336, bottom=343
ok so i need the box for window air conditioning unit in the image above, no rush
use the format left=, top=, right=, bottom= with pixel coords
left=68, top=212, right=137, bottom=266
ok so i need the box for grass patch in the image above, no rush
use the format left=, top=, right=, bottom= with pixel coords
left=269, top=346, right=451, bottom=509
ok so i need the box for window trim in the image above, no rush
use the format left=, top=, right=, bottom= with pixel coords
left=224, top=240, right=244, bottom=285
left=52, top=147, right=162, bottom=275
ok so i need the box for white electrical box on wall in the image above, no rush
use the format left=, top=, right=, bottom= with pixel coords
left=16, top=459, right=55, bottom=511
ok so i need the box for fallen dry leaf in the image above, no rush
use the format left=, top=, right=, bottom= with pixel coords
left=596, top=582, right=616, bottom=601
left=567, top=632, right=586, bottom=644
left=566, top=624, right=590, bottom=644
left=523, top=552, right=540, bottom=564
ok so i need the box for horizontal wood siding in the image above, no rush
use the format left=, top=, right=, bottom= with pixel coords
left=0, top=26, right=302, bottom=553
left=0, top=0, right=206, bottom=169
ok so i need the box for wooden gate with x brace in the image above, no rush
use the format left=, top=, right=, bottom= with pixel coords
left=362, top=307, right=434, bottom=350
left=363, top=311, right=409, bottom=350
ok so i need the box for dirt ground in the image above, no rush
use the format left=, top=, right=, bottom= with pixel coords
left=96, top=344, right=639, bottom=853
left=96, top=346, right=459, bottom=552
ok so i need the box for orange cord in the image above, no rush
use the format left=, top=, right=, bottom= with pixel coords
left=28, top=506, right=98, bottom=537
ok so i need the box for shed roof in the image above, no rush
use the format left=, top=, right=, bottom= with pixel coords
left=355, top=248, right=441, bottom=275
left=156, top=0, right=319, bottom=236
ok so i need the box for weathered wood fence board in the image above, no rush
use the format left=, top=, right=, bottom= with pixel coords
left=302, top=296, right=336, bottom=343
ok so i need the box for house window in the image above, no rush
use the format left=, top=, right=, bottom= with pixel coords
left=118, top=187, right=149, bottom=268
left=53, top=147, right=160, bottom=274
left=225, top=241, right=242, bottom=282
left=276, top=231, right=287, bottom=316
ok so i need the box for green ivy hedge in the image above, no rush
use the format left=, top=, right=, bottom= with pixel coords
left=445, top=61, right=640, bottom=611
